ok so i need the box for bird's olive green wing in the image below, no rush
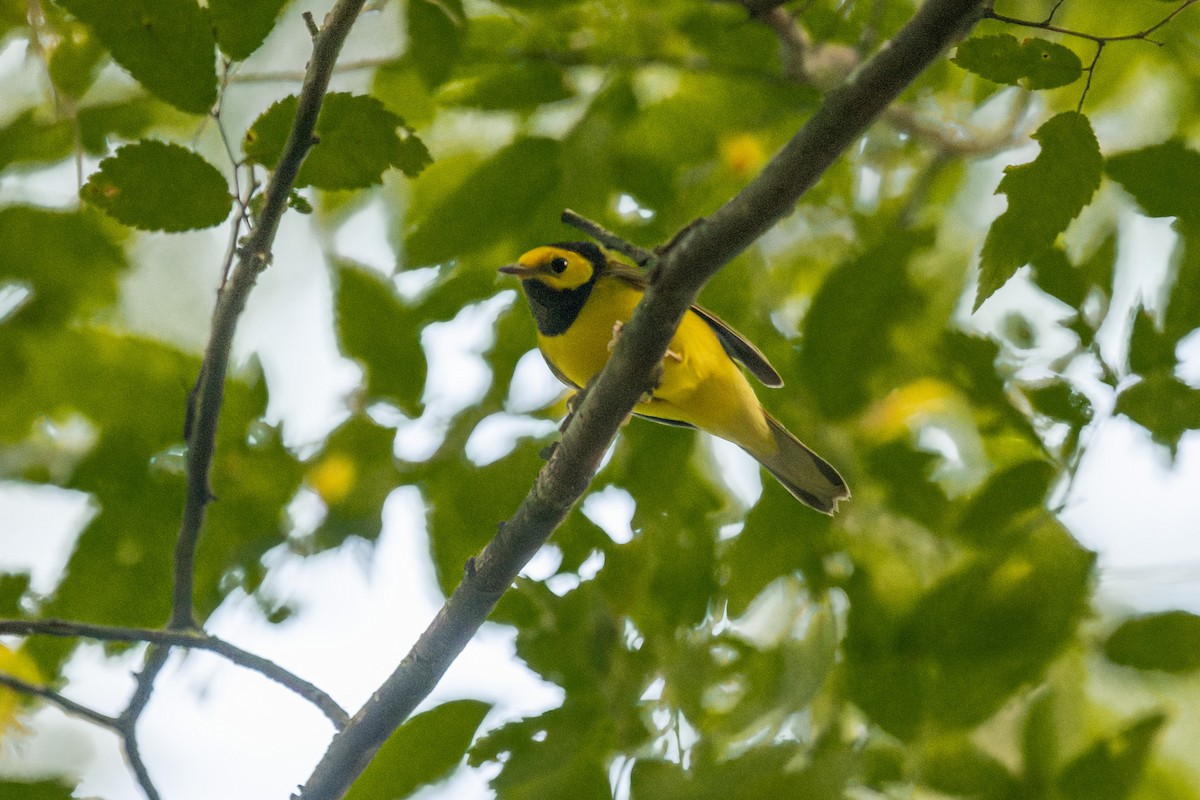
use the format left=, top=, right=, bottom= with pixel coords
left=604, top=261, right=784, bottom=388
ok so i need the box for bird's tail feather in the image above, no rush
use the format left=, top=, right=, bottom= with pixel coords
left=751, top=413, right=849, bottom=514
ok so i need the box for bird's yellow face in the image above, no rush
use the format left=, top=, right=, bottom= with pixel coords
left=498, top=245, right=598, bottom=291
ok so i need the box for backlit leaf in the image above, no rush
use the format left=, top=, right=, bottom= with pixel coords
left=345, top=700, right=491, bottom=800
left=1104, top=611, right=1200, bottom=673
left=1106, top=139, right=1200, bottom=226
left=1115, top=373, right=1200, bottom=451
left=954, top=34, right=1081, bottom=90
left=1059, top=714, right=1166, bottom=800
left=976, top=112, right=1102, bottom=309
left=244, top=93, right=426, bottom=189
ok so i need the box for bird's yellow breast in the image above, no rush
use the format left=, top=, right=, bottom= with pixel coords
left=535, top=275, right=771, bottom=450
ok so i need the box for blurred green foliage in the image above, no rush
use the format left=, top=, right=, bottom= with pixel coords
left=2, top=0, right=1200, bottom=798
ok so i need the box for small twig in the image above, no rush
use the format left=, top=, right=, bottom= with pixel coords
left=0, top=671, right=119, bottom=730
left=122, top=732, right=162, bottom=800
left=560, top=209, right=654, bottom=265
left=988, top=0, right=1199, bottom=107
left=1042, top=0, right=1068, bottom=26
left=0, top=618, right=349, bottom=729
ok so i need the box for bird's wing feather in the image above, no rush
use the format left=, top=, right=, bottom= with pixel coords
left=604, top=262, right=784, bottom=388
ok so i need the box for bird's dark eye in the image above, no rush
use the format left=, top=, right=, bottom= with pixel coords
left=550, top=256, right=569, bottom=274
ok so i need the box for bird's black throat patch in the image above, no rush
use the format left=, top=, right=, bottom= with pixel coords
left=521, top=263, right=603, bottom=337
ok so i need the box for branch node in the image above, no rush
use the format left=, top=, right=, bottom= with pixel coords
left=539, top=442, right=558, bottom=461
left=303, top=11, right=320, bottom=39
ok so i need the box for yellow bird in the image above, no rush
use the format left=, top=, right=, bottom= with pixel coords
left=500, top=242, right=849, bottom=514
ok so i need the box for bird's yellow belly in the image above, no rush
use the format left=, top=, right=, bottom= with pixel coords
left=536, top=278, right=771, bottom=450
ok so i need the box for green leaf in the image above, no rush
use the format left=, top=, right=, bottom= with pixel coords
left=1106, top=139, right=1200, bottom=226
left=47, top=19, right=108, bottom=99
left=344, top=700, right=491, bottom=800
left=956, top=459, right=1054, bottom=545
left=799, top=229, right=929, bottom=418
left=1129, top=307, right=1177, bottom=376
left=208, top=0, right=289, bottom=60
left=438, top=62, right=574, bottom=110
left=721, top=482, right=835, bottom=614
left=975, top=112, right=1102, bottom=310
left=630, top=740, right=853, bottom=800
left=307, top=415, right=402, bottom=550
left=845, top=518, right=1093, bottom=739
left=57, top=0, right=217, bottom=114
left=954, top=34, right=1081, bottom=90
left=0, top=780, right=76, bottom=800
left=0, top=206, right=126, bottom=329
left=1164, top=224, right=1200, bottom=342
left=0, top=573, right=30, bottom=617
left=408, top=0, right=464, bottom=88
left=0, top=110, right=75, bottom=172
left=333, top=261, right=426, bottom=416
left=919, top=737, right=1022, bottom=800
left=81, top=140, right=232, bottom=232
left=1104, top=611, right=1200, bottom=673
left=244, top=93, right=424, bottom=189
left=1115, top=373, right=1200, bottom=451
left=471, top=700, right=616, bottom=800
left=1031, top=247, right=1088, bottom=309
left=405, top=137, right=563, bottom=267
left=863, top=440, right=950, bottom=533
left=1, top=330, right=303, bottom=674
left=1059, top=713, right=1167, bottom=800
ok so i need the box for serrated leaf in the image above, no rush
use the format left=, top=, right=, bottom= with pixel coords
left=1059, top=714, right=1166, bottom=800
left=81, top=140, right=232, bottom=231
left=344, top=700, right=491, bottom=800
left=395, top=132, right=433, bottom=178
left=408, top=0, right=464, bottom=88
left=333, top=261, right=426, bottom=415
left=1104, top=611, right=1200, bottom=673
left=1115, top=373, right=1200, bottom=451
left=57, top=0, right=217, bottom=114
left=975, top=112, right=1102, bottom=310
left=209, top=0, right=289, bottom=60
left=954, top=34, right=1081, bottom=90
left=1106, top=139, right=1200, bottom=226
left=799, top=229, right=929, bottom=418
left=244, top=93, right=420, bottom=189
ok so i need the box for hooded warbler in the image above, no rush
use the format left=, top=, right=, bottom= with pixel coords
left=500, top=242, right=849, bottom=514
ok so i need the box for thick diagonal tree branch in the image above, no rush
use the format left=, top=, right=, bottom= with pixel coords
left=295, top=1, right=988, bottom=797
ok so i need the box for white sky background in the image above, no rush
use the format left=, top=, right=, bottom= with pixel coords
left=2, top=3, right=1200, bottom=798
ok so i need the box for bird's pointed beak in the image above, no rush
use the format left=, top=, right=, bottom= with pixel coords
left=498, top=263, right=533, bottom=278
